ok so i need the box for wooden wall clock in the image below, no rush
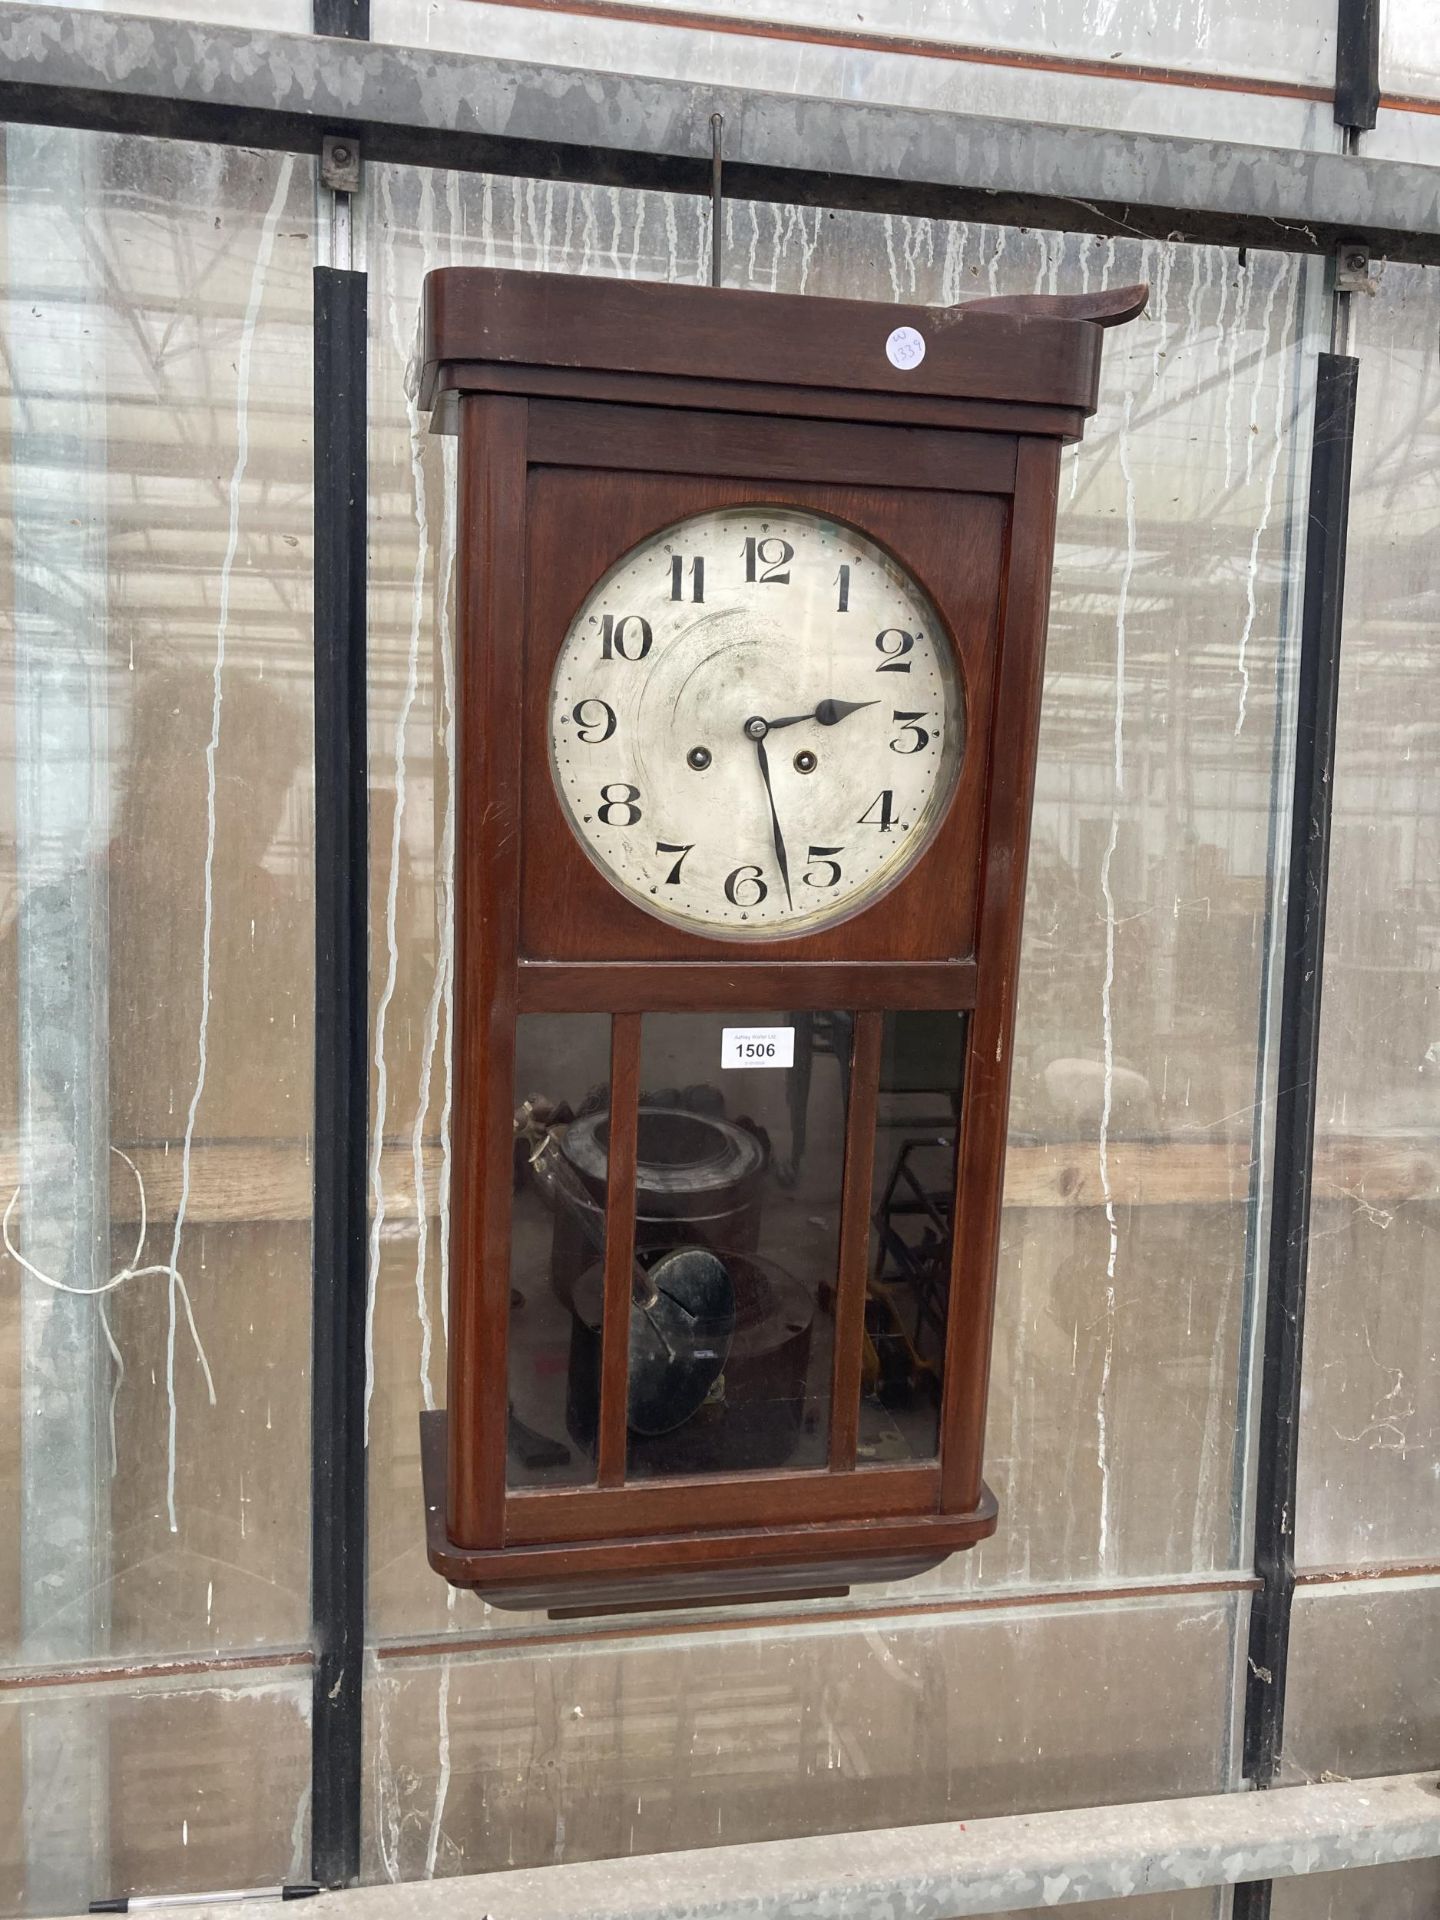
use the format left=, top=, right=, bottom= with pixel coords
left=417, top=266, right=1144, bottom=1613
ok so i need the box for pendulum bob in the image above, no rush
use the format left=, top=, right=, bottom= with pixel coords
left=568, top=1250, right=815, bottom=1475
left=565, top=1244, right=738, bottom=1447
left=552, top=1099, right=816, bottom=1472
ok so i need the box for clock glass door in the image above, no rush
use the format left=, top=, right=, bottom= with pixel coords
left=619, top=1009, right=851, bottom=1479
left=548, top=506, right=965, bottom=941
left=860, top=1009, right=969, bottom=1466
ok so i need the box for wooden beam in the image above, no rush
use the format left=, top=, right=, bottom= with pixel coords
left=0, top=1134, right=1428, bottom=1228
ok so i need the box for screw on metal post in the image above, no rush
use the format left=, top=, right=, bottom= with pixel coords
left=1332, top=240, right=1373, bottom=295
left=321, top=133, right=362, bottom=194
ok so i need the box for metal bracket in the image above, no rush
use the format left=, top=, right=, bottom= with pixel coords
left=1333, top=240, right=1374, bottom=294
left=321, top=132, right=361, bottom=194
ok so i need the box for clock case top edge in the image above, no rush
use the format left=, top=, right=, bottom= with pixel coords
left=418, top=267, right=1147, bottom=429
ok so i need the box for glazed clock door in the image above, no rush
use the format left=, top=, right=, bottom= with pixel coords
left=521, top=467, right=1006, bottom=971
left=547, top=506, right=965, bottom=939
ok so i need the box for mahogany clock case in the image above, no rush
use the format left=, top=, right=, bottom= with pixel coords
left=418, top=268, right=1147, bottom=1612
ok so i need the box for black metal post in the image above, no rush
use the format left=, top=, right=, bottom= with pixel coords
left=310, top=264, right=369, bottom=1889
left=313, top=0, right=370, bottom=38
left=1232, top=351, right=1359, bottom=1918
left=1334, top=0, right=1381, bottom=133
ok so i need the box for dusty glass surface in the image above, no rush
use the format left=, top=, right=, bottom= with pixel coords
left=1271, top=1858, right=1440, bottom=1918
left=0, top=1667, right=311, bottom=1915
left=508, top=1014, right=614, bottom=1489
left=623, top=1011, right=843, bottom=1478
left=0, top=128, right=315, bottom=1684
left=861, top=1009, right=968, bottom=1465
left=363, top=1591, right=1238, bottom=1878
left=1293, top=262, right=1440, bottom=1572
left=0, top=127, right=313, bottom=1913
left=1281, top=1581, right=1440, bottom=1785
left=1381, top=2, right=1440, bottom=99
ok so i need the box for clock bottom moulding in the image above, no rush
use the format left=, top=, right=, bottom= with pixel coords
left=419, top=1410, right=997, bottom=1615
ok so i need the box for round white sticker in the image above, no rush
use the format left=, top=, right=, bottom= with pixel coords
left=885, top=324, right=927, bottom=370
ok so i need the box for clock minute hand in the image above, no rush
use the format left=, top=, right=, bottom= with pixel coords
left=752, top=733, right=794, bottom=909
left=764, top=697, right=879, bottom=730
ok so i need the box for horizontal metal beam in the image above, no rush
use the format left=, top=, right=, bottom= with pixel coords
left=0, top=5, right=1438, bottom=261
left=171, top=1773, right=1440, bottom=1916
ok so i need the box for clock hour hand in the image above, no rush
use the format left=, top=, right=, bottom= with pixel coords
left=752, top=733, right=793, bottom=909
left=764, top=697, right=879, bottom=731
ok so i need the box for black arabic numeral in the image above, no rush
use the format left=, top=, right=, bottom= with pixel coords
left=669, top=555, right=705, bottom=603
left=835, top=564, right=851, bottom=613
left=572, top=697, right=617, bottom=744
left=803, top=845, right=844, bottom=889
left=656, top=841, right=694, bottom=885
left=859, top=790, right=896, bottom=832
left=889, top=711, right=930, bottom=754
left=597, top=781, right=643, bottom=826
left=874, top=629, right=915, bottom=672
left=743, top=535, right=794, bottom=585
left=723, top=863, right=768, bottom=907
left=600, top=613, right=653, bottom=662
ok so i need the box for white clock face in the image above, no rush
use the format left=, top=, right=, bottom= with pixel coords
left=548, top=506, right=964, bottom=939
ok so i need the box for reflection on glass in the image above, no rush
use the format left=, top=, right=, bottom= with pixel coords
left=506, top=1012, right=614, bottom=1488
left=860, top=1011, right=968, bottom=1465
left=594, top=1010, right=850, bottom=1479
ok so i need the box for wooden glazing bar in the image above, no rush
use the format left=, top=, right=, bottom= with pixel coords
left=516, top=957, right=978, bottom=1014
left=596, top=1012, right=642, bottom=1487
left=446, top=394, right=528, bottom=1548
left=828, top=1011, right=884, bottom=1472
left=940, top=438, right=1062, bottom=1513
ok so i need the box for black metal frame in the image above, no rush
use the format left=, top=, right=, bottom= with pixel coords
left=1231, top=352, right=1361, bottom=1917
left=1335, top=0, right=1382, bottom=132
left=314, top=0, right=370, bottom=36
left=310, top=263, right=370, bottom=1889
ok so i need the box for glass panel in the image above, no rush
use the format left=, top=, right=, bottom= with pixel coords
left=861, top=1009, right=967, bottom=1465
left=620, top=1010, right=845, bottom=1477
left=0, top=129, right=315, bottom=1695
left=1271, top=1860, right=1440, bottom=1919
left=363, top=1591, right=1238, bottom=1877
left=1382, top=1, right=1440, bottom=100
left=373, top=0, right=1334, bottom=99
left=0, top=1668, right=311, bottom=1916
left=1295, top=261, right=1440, bottom=1572
left=1281, top=1581, right=1440, bottom=1785
left=506, top=1012, right=614, bottom=1489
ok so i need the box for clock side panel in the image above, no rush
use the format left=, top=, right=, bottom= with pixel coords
left=519, top=466, right=1007, bottom=967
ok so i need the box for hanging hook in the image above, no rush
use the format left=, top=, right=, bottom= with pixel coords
left=710, top=111, right=724, bottom=288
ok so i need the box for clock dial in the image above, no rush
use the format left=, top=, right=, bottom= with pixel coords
left=548, top=506, right=964, bottom=939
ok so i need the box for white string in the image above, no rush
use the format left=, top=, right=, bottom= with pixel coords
left=3, top=1146, right=216, bottom=1475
